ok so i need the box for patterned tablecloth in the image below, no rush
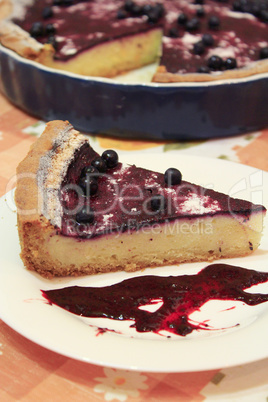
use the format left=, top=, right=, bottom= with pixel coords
left=0, top=92, right=268, bottom=401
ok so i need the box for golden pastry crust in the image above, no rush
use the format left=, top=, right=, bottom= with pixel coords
left=15, top=121, right=72, bottom=278
left=0, top=20, right=54, bottom=61
left=153, top=59, right=268, bottom=83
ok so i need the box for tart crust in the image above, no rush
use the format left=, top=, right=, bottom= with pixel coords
left=153, top=60, right=268, bottom=83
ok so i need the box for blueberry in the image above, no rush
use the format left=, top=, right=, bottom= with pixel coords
left=30, top=22, right=44, bottom=38
left=45, top=23, right=56, bottom=35
left=62, top=0, right=74, bottom=6
left=260, top=9, right=268, bottom=22
left=82, top=165, right=99, bottom=177
left=142, top=4, right=153, bottom=15
left=224, top=57, right=237, bottom=69
left=207, top=55, right=223, bottom=70
left=169, top=27, right=179, bottom=38
left=53, top=0, right=72, bottom=5
left=177, top=13, right=188, bottom=25
left=196, top=7, right=205, bottom=17
left=202, top=33, right=214, bottom=46
left=79, top=176, right=98, bottom=196
left=46, top=35, right=58, bottom=50
left=251, top=4, right=261, bottom=17
left=130, top=4, right=143, bottom=16
left=151, top=195, right=166, bottom=212
left=117, top=9, right=127, bottom=19
left=164, top=168, right=182, bottom=186
left=76, top=206, right=94, bottom=224
left=101, top=150, right=118, bottom=168
left=233, top=0, right=242, bottom=12
left=42, top=7, right=53, bottom=19
left=193, top=41, right=205, bottom=55
left=124, top=0, right=135, bottom=12
left=91, top=157, right=108, bottom=173
left=146, top=3, right=164, bottom=23
left=208, top=15, right=220, bottom=29
left=185, top=17, right=200, bottom=31
left=259, top=46, right=268, bottom=59
left=197, top=66, right=210, bottom=73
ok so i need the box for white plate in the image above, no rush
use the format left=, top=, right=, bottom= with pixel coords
left=1, top=154, right=268, bottom=373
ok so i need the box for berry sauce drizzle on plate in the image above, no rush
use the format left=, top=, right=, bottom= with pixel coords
left=42, top=263, right=268, bottom=337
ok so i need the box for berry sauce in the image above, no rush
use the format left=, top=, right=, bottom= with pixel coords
left=42, top=264, right=268, bottom=336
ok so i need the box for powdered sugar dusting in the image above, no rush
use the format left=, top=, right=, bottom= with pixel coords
left=179, top=193, right=221, bottom=215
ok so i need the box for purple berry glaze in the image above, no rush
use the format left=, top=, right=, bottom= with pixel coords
left=59, top=141, right=265, bottom=238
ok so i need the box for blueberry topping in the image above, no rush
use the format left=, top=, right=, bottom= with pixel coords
left=208, top=15, right=220, bottom=29
left=124, top=0, right=135, bottom=12
left=101, top=150, right=119, bottom=168
left=232, top=0, right=268, bottom=22
left=259, top=46, right=268, bottom=59
left=53, top=0, right=73, bottom=5
left=177, top=13, right=188, bottom=25
left=76, top=206, right=94, bottom=224
left=45, top=23, right=56, bottom=35
left=196, top=7, right=205, bottom=17
left=42, top=7, right=53, bottom=19
left=151, top=195, right=166, bottom=212
left=197, top=66, right=210, bottom=73
left=224, top=57, right=237, bottom=69
left=82, top=165, right=99, bottom=177
left=232, top=0, right=242, bottom=12
left=193, top=41, right=205, bottom=55
left=260, top=9, right=268, bottom=22
left=207, top=55, right=223, bottom=70
left=202, top=33, right=214, bottom=47
left=185, top=18, right=200, bottom=31
left=46, top=35, right=58, bottom=50
left=79, top=175, right=98, bottom=196
left=91, top=157, right=108, bottom=173
left=30, top=22, right=44, bottom=38
left=130, top=4, right=143, bottom=16
left=117, top=9, right=127, bottom=19
left=164, top=168, right=182, bottom=186
left=146, top=3, right=164, bottom=23
left=169, top=27, right=179, bottom=37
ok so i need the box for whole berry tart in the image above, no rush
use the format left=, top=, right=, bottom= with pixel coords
left=0, top=0, right=267, bottom=81
left=15, top=120, right=266, bottom=278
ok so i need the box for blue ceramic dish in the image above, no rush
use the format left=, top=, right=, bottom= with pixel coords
left=0, top=44, right=268, bottom=140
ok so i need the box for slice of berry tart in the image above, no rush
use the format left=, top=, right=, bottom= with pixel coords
left=15, top=120, right=266, bottom=278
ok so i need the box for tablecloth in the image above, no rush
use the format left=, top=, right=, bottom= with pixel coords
left=0, top=92, right=268, bottom=401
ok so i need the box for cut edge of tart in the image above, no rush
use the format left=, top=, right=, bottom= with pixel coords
left=152, top=60, right=268, bottom=83
left=15, top=120, right=266, bottom=278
